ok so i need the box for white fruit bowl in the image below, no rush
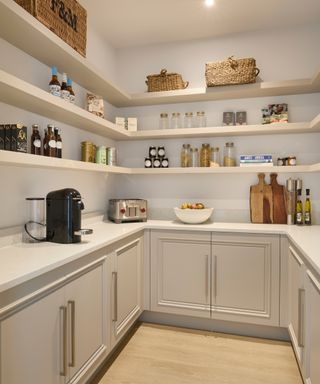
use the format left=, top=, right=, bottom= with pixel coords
left=174, top=207, right=213, bottom=224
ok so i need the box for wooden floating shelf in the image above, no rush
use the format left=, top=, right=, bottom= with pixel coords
left=0, top=0, right=319, bottom=107
left=0, top=151, right=318, bottom=175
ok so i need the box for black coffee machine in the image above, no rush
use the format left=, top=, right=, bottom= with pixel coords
left=46, top=188, right=93, bottom=244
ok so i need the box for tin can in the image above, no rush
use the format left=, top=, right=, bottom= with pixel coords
left=107, top=147, right=117, bottom=166
left=81, top=141, right=95, bottom=163
left=95, top=145, right=107, bottom=164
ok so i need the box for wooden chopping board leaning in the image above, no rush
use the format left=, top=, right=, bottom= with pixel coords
left=250, top=173, right=273, bottom=224
left=270, top=173, right=287, bottom=224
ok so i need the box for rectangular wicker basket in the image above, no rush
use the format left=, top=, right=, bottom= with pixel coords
left=15, top=0, right=87, bottom=57
left=205, top=57, right=260, bottom=87
left=146, top=69, right=189, bottom=92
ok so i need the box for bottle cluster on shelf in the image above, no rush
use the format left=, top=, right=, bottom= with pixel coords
left=144, top=146, right=169, bottom=168
left=49, top=66, right=75, bottom=104
left=81, top=142, right=117, bottom=166
left=0, top=123, right=27, bottom=153
left=31, top=124, right=62, bottom=158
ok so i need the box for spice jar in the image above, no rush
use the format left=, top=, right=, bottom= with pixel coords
left=159, top=113, right=169, bottom=130
left=210, top=147, right=220, bottom=167
left=184, top=112, right=194, bottom=128
left=190, top=147, right=199, bottom=167
left=200, top=143, right=211, bottom=167
left=181, top=144, right=191, bottom=167
left=223, top=142, right=236, bottom=167
left=171, top=113, right=181, bottom=129
left=196, top=111, right=206, bottom=128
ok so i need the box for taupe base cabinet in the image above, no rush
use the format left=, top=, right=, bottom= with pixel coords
left=151, top=230, right=280, bottom=326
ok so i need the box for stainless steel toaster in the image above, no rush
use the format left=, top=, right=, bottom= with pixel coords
left=108, top=199, right=147, bottom=223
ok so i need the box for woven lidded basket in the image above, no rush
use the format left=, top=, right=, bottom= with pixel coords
left=205, top=56, right=260, bottom=87
left=15, top=0, right=87, bottom=57
left=146, top=69, right=189, bottom=92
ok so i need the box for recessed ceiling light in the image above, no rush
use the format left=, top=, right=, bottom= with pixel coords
left=204, top=0, right=215, bottom=7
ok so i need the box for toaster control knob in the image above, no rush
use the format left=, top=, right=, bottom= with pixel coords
left=120, top=208, right=126, bottom=214
left=140, top=207, right=146, bottom=213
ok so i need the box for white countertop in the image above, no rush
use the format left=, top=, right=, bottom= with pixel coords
left=0, top=219, right=319, bottom=293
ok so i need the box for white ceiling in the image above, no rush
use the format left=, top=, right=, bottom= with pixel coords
left=80, top=0, right=320, bottom=49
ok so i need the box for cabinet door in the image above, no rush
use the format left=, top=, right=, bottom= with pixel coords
left=112, top=238, right=143, bottom=342
left=1, top=287, right=65, bottom=384
left=211, top=233, right=280, bottom=326
left=151, top=230, right=211, bottom=318
left=288, top=245, right=305, bottom=367
left=65, top=260, right=107, bottom=381
left=305, top=271, right=320, bottom=384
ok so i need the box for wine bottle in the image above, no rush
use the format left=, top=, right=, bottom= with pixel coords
left=304, top=189, right=312, bottom=225
left=295, top=189, right=303, bottom=226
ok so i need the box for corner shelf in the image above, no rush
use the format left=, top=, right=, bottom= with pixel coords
left=1, top=151, right=319, bottom=175
left=0, top=150, right=130, bottom=174
left=0, top=0, right=319, bottom=108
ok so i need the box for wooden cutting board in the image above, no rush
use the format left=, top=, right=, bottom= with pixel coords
left=270, top=173, right=287, bottom=224
left=250, top=173, right=273, bottom=223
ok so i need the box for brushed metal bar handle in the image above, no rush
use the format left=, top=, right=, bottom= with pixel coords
left=205, top=255, right=209, bottom=302
left=213, top=255, right=218, bottom=301
left=298, top=288, right=305, bottom=348
left=68, top=300, right=76, bottom=367
left=112, top=271, right=118, bottom=322
left=59, top=306, right=67, bottom=377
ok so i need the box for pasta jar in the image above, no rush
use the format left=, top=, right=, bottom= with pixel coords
left=181, top=144, right=191, bottom=167
left=184, top=112, right=194, bottom=128
left=190, top=147, right=199, bottom=167
left=223, top=142, right=236, bottom=167
left=210, top=147, right=220, bottom=167
left=159, top=113, right=169, bottom=130
left=200, top=143, right=211, bottom=167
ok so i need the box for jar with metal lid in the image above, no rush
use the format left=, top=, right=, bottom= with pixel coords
left=144, top=157, right=152, bottom=168
left=190, top=147, right=199, bottom=167
left=171, top=112, right=181, bottom=129
left=210, top=147, right=220, bottom=167
left=157, top=146, right=165, bottom=158
left=95, top=145, right=107, bottom=164
left=184, top=112, right=194, bottom=128
left=200, top=143, right=211, bottom=167
left=81, top=141, right=95, bottom=163
left=149, top=146, right=157, bottom=158
left=153, top=158, right=161, bottom=168
left=181, top=144, right=191, bottom=167
left=159, top=113, right=169, bottom=130
left=196, top=111, right=206, bottom=128
left=161, top=158, right=169, bottom=168
left=223, top=142, right=236, bottom=167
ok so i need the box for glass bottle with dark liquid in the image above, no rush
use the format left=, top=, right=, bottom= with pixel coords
left=49, top=67, right=61, bottom=97
left=31, top=124, right=42, bottom=155
left=54, top=127, right=62, bottom=158
left=43, top=129, right=48, bottom=156
left=67, top=78, right=75, bottom=104
left=47, top=124, right=56, bottom=157
left=60, top=73, right=70, bottom=101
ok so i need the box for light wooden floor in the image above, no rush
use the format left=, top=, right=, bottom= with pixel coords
left=93, top=323, right=303, bottom=384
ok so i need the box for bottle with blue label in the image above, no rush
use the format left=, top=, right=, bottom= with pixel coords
left=49, top=67, right=61, bottom=97
left=67, top=78, right=75, bottom=104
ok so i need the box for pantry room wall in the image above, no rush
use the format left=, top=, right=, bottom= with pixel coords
left=114, top=23, right=320, bottom=222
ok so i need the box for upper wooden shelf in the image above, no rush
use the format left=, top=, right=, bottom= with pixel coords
left=0, top=0, right=320, bottom=108
left=1, top=150, right=319, bottom=175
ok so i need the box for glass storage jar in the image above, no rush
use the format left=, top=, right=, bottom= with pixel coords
left=181, top=144, right=191, bottom=167
left=184, top=112, right=194, bottom=128
left=159, top=113, right=169, bottom=130
left=171, top=112, right=181, bottom=129
left=196, top=111, right=206, bottom=128
left=200, top=143, right=211, bottom=167
left=190, top=147, right=199, bottom=167
left=210, top=147, right=220, bottom=167
left=223, top=142, right=236, bottom=167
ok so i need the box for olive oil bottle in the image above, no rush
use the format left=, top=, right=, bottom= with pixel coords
left=304, top=189, right=312, bottom=225
left=295, top=189, right=303, bottom=225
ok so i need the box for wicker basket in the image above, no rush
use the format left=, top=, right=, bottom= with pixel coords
left=146, top=69, right=189, bottom=92
left=15, top=0, right=87, bottom=57
left=205, top=56, right=260, bottom=87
